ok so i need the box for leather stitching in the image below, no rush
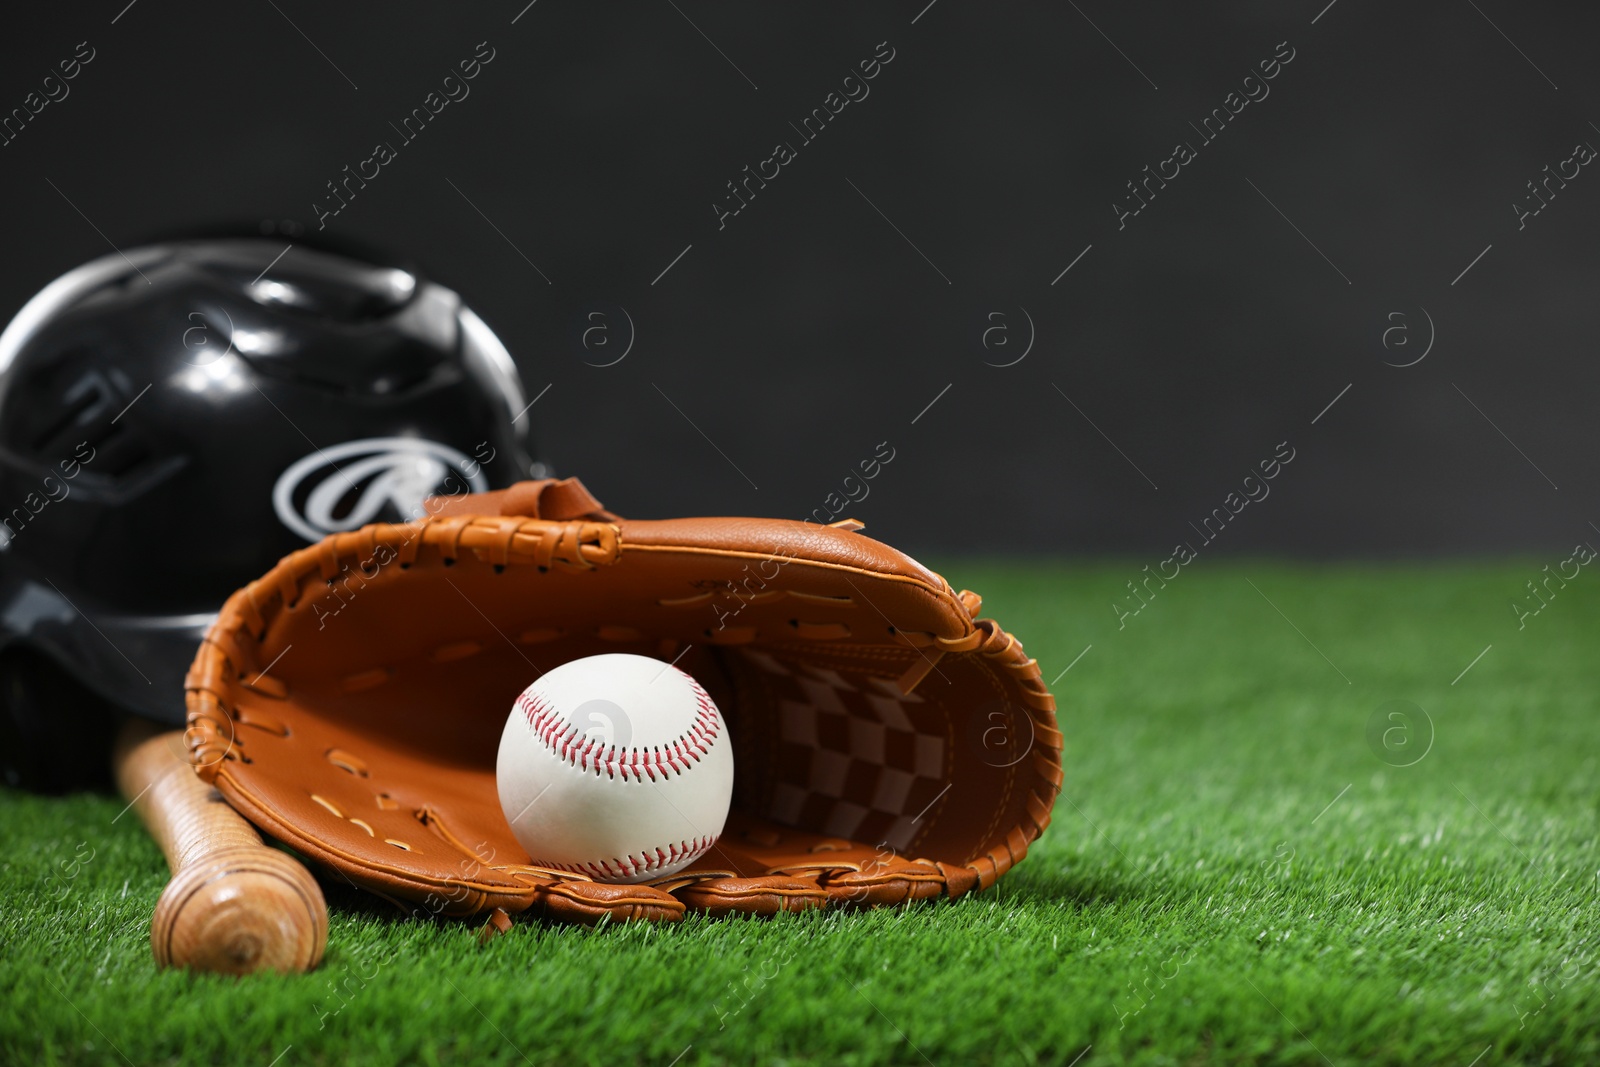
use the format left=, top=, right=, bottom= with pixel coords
left=526, top=835, right=718, bottom=881
left=515, top=671, right=720, bottom=782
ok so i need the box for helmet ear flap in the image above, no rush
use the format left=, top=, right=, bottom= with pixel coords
left=0, top=648, right=121, bottom=794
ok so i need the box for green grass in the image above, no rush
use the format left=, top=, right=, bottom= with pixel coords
left=4, top=561, right=1599, bottom=1066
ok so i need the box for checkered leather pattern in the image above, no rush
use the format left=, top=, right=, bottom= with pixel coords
left=742, top=650, right=948, bottom=852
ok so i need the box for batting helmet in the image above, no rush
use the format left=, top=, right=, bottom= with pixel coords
left=0, top=236, right=535, bottom=789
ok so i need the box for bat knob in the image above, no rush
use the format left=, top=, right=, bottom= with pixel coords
left=151, top=847, right=328, bottom=975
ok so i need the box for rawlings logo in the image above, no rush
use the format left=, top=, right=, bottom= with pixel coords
left=272, top=436, right=491, bottom=542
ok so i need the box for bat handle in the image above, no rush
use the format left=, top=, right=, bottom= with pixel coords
left=113, top=719, right=327, bottom=975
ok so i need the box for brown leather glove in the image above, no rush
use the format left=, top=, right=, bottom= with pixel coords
left=186, top=478, right=1061, bottom=924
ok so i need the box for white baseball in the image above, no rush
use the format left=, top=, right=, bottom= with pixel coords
left=496, top=652, right=733, bottom=883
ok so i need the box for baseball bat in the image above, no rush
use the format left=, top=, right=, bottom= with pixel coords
left=113, top=718, right=327, bottom=975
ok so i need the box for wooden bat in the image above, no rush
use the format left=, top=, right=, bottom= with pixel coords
left=113, top=718, right=327, bottom=975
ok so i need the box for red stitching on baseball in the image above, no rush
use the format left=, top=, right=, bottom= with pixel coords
left=527, top=834, right=719, bottom=880
left=516, top=668, right=720, bottom=781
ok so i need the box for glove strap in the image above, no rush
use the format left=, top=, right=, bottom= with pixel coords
left=425, top=477, right=620, bottom=522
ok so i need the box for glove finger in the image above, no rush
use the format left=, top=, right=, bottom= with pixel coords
left=534, top=878, right=685, bottom=924
left=823, top=858, right=947, bottom=909
left=670, top=874, right=829, bottom=917
left=704, top=816, right=957, bottom=910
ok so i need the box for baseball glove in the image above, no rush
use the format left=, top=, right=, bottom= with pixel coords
left=186, top=478, right=1061, bottom=924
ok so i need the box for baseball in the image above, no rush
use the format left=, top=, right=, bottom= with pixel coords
left=496, top=652, right=734, bottom=883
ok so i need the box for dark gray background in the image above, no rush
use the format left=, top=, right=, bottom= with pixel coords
left=2, top=1, right=1595, bottom=556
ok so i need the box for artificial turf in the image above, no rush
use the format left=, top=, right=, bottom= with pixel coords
left=3, top=561, right=1598, bottom=1066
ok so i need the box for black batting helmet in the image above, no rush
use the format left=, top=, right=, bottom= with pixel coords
left=0, top=236, right=535, bottom=789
